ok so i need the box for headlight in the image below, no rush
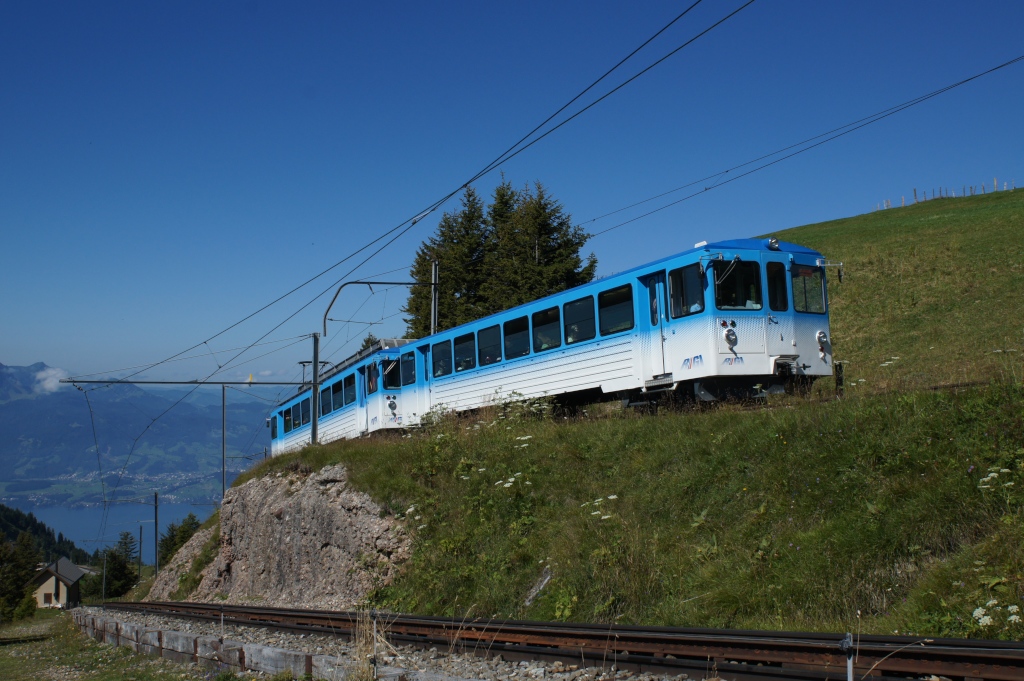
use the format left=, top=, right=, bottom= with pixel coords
left=816, top=330, right=828, bottom=345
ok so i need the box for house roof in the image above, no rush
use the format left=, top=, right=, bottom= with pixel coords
left=32, top=556, right=86, bottom=587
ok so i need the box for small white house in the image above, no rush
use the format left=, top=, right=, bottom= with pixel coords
left=30, top=557, right=85, bottom=608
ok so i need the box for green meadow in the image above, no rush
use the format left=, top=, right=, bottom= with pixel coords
left=230, top=191, right=1024, bottom=639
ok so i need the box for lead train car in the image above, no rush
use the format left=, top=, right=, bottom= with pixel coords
left=270, top=238, right=833, bottom=455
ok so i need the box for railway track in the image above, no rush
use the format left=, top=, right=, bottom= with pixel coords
left=103, top=601, right=1023, bottom=681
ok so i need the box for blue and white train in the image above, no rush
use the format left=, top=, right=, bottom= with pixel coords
left=270, top=237, right=834, bottom=455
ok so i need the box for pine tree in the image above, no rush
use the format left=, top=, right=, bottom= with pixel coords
left=360, top=332, right=380, bottom=350
left=404, top=187, right=488, bottom=336
left=402, top=180, right=596, bottom=335
left=480, top=181, right=596, bottom=312
left=115, top=531, right=138, bottom=564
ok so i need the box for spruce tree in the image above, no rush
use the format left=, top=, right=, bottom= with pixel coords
left=403, top=187, right=488, bottom=336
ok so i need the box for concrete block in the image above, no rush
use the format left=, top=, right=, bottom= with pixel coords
left=139, top=629, right=162, bottom=657
left=243, top=642, right=312, bottom=677
left=196, top=635, right=245, bottom=671
left=312, top=656, right=406, bottom=680
left=162, top=630, right=198, bottom=664
left=118, top=622, right=143, bottom=652
left=104, top=619, right=119, bottom=646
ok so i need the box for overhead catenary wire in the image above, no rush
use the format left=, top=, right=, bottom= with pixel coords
left=585, top=53, right=1024, bottom=238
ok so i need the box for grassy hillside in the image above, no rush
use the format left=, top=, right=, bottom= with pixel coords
left=782, top=190, right=1024, bottom=392
left=236, top=191, right=1024, bottom=639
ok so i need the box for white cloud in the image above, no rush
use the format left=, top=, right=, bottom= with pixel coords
left=258, top=370, right=273, bottom=376
left=34, top=367, right=69, bottom=393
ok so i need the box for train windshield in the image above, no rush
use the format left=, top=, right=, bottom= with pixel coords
left=792, top=265, right=826, bottom=313
left=714, top=261, right=762, bottom=310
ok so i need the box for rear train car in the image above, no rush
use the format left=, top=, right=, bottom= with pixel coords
left=270, top=237, right=834, bottom=455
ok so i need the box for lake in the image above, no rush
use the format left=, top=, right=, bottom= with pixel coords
left=8, top=500, right=219, bottom=565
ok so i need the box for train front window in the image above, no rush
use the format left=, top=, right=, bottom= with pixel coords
left=454, top=333, right=476, bottom=372
left=432, top=340, right=453, bottom=377
left=401, top=351, right=416, bottom=386
left=343, top=374, right=356, bottom=405
left=564, top=296, right=595, bottom=344
left=478, top=325, right=502, bottom=366
left=714, top=261, right=762, bottom=310
left=504, top=316, right=530, bottom=359
left=766, top=262, right=788, bottom=312
left=383, top=359, right=401, bottom=390
left=792, top=265, right=826, bottom=314
left=320, top=386, right=332, bottom=416
left=669, top=264, right=704, bottom=318
left=599, top=284, right=634, bottom=336
left=366, top=363, right=379, bottom=394
left=532, top=307, right=561, bottom=352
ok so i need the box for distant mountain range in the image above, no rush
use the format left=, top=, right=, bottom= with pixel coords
left=0, top=362, right=275, bottom=507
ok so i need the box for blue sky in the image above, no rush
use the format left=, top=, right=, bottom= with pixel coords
left=3, top=0, right=1022, bottom=390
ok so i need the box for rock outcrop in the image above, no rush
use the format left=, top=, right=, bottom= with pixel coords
left=148, top=464, right=409, bottom=609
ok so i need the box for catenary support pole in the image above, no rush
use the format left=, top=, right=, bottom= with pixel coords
left=154, top=492, right=159, bottom=575
left=138, top=524, right=143, bottom=580
left=311, top=332, right=320, bottom=445
left=222, top=384, right=226, bottom=499
left=430, top=260, right=439, bottom=336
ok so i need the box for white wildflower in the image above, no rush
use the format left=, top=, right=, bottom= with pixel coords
left=1009, top=615, right=1021, bottom=623
left=514, top=472, right=523, bottom=477
left=1005, top=482, right=1015, bottom=487
left=594, top=498, right=603, bottom=503
left=987, top=599, right=999, bottom=607
left=504, top=483, right=513, bottom=488
left=460, top=476, right=470, bottom=480
left=1008, top=605, right=1020, bottom=613
left=414, top=515, right=421, bottom=521
left=525, top=481, right=532, bottom=485
left=601, top=515, right=611, bottom=520
left=417, top=524, right=427, bottom=530
left=515, top=435, right=533, bottom=441
left=581, top=502, right=590, bottom=507
left=519, top=443, right=529, bottom=448
left=973, top=607, right=987, bottom=619
left=406, top=506, right=416, bottom=513
left=590, top=511, right=600, bottom=515
left=1001, top=468, right=1012, bottom=473
left=508, top=477, right=515, bottom=482
left=478, top=468, right=486, bottom=472
left=978, top=616, right=993, bottom=627
left=495, top=481, right=504, bottom=486
left=607, top=495, right=618, bottom=500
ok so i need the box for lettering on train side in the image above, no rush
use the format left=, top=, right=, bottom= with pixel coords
left=722, top=357, right=745, bottom=366
left=682, top=355, right=703, bottom=370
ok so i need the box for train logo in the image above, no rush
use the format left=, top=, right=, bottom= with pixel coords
left=682, top=355, right=703, bottom=370
left=723, top=357, right=744, bottom=366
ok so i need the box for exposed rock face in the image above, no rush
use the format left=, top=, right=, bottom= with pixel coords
left=147, top=526, right=216, bottom=601
left=149, top=464, right=409, bottom=610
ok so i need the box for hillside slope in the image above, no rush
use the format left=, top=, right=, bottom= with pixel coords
left=779, top=190, right=1024, bottom=391
left=232, top=190, right=1024, bottom=639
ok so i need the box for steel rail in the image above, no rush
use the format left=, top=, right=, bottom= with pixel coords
left=102, top=601, right=1024, bottom=681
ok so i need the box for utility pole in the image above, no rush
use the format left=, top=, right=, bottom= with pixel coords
left=222, top=384, right=227, bottom=499
left=154, top=492, right=159, bottom=575
left=138, top=525, right=143, bottom=580
left=431, top=260, right=439, bottom=336
left=311, top=332, right=320, bottom=445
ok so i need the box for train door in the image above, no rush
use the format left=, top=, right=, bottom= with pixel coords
left=381, top=356, right=403, bottom=427
left=712, top=258, right=767, bottom=359
left=641, top=273, right=667, bottom=378
left=762, top=254, right=795, bottom=371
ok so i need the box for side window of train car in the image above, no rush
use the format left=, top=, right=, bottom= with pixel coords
left=714, top=261, right=762, bottom=310
left=300, top=398, right=311, bottom=426
left=504, top=316, right=530, bottom=359
left=454, top=333, right=476, bottom=372
left=343, top=374, right=356, bottom=405
left=291, top=404, right=300, bottom=430
left=432, top=340, right=453, bottom=377
left=271, top=415, right=278, bottom=439
left=320, top=386, right=332, bottom=416
left=532, top=307, right=561, bottom=352
left=478, top=325, right=502, bottom=366
left=400, top=351, right=416, bottom=386
left=669, top=264, right=705, bottom=318
left=766, top=262, right=788, bottom=312
left=282, top=409, right=292, bottom=433
left=366, top=363, right=379, bottom=395
left=564, top=296, right=596, bottom=344
left=598, top=284, right=634, bottom=336
left=383, top=359, right=401, bottom=390
left=792, top=265, right=826, bottom=313
left=332, top=381, right=345, bottom=410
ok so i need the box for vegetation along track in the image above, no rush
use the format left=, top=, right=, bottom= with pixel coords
left=104, top=601, right=1023, bottom=681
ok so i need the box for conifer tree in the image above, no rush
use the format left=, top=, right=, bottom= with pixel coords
left=403, top=187, right=488, bottom=337
left=402, top=180, right=596, bottom=336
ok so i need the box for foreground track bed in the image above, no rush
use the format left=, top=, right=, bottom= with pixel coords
left=106, top=601, right=1024, bottom=681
